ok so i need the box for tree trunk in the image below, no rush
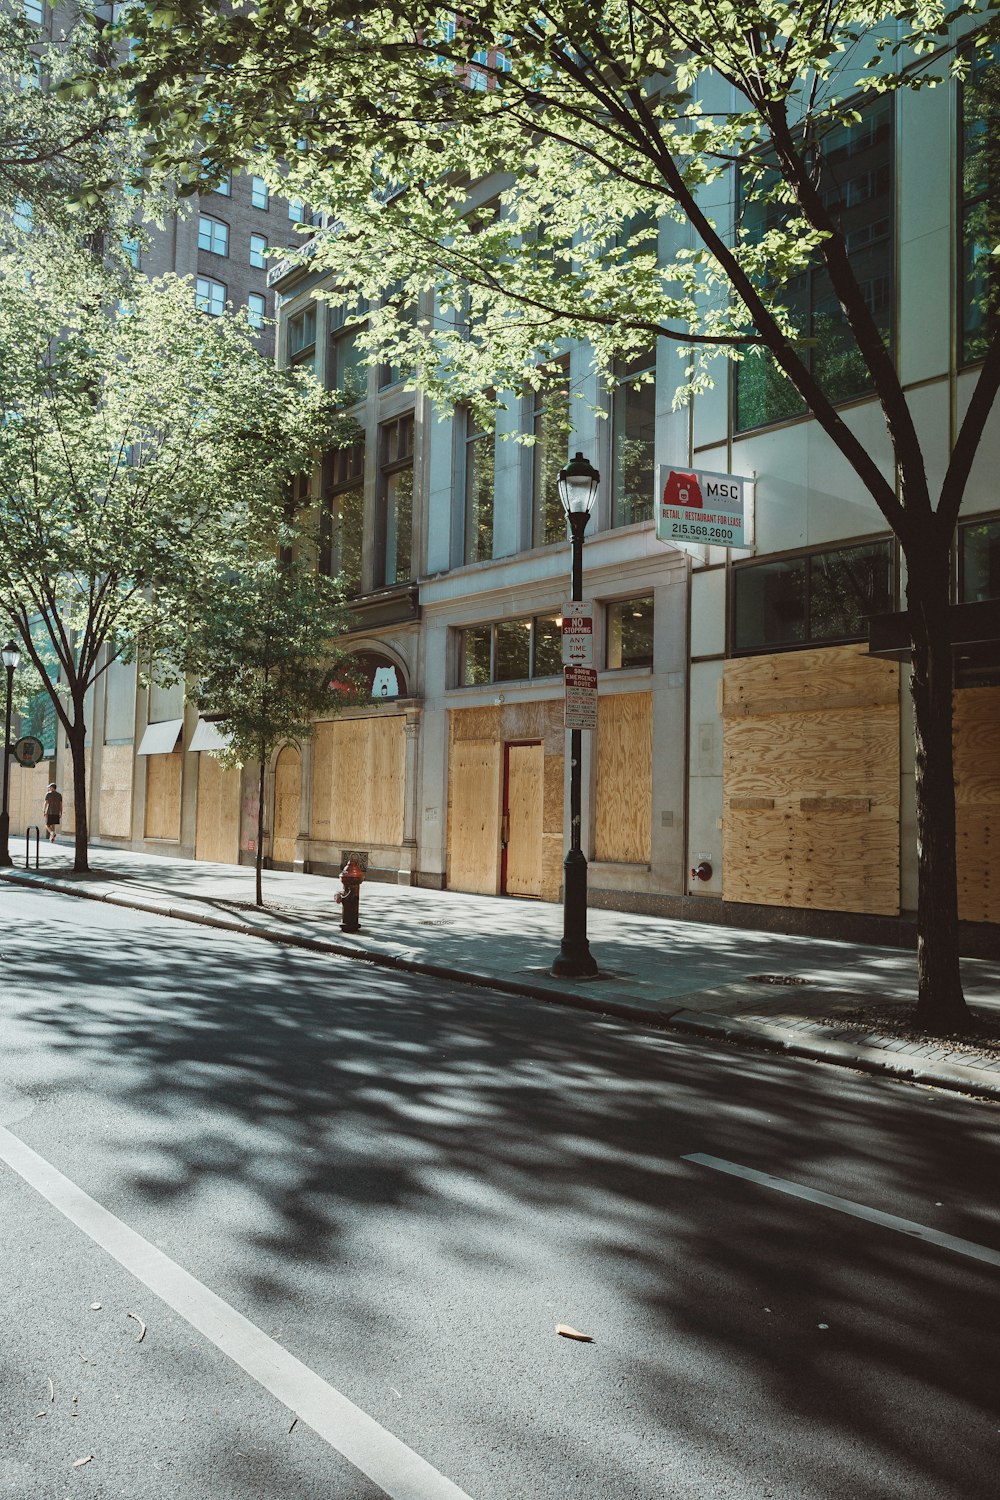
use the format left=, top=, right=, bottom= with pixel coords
left=255, top=757, right=265, bottom=907
left=905, top=548, right=968, bottom=1030
left=67, top=715, right=89, bottom=875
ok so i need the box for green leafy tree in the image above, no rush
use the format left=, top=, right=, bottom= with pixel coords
left=184, top=558, right=361, bottom=907
left=121, top=0, right=1000, bottom=1026
left=0, top=246, right=340, bottom=873
left=0, top=8, right=139, bottom=238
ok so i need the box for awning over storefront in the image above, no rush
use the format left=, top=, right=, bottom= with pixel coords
left=189, top=718, right=232, bottom=753
left=136, top=718, right=184, bottom=756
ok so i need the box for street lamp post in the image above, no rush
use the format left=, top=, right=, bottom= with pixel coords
left=552, top=453, right=600, bottom=979
left=0, top=638, right=22, bottom=868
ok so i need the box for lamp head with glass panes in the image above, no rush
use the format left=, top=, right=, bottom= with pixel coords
left=557, top=452, right=600, bottom=517
left=1, top=640, right=20, bottom=671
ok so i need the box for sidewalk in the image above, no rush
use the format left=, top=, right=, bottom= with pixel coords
left=4, top=841, right=1000, bottom=1102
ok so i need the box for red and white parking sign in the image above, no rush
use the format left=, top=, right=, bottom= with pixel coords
left=655, top=466, right=750, bottom=548
left=561, top=600, right=594, bottom=667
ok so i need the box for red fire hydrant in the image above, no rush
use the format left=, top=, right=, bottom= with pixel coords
left=336, top=856, right=366, bottom=932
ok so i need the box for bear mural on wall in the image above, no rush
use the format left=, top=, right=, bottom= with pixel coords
left=372, top=665, right=400, bottom=699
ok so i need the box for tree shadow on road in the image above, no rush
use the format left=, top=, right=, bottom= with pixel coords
left=6, top=903, right=1000, bottom=1500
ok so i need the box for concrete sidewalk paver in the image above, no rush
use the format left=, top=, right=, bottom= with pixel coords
left=3, top=841, right=999, bottom=1102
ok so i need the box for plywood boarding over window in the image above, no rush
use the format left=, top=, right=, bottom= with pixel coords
left=449, top=702, right=564, bottom=901
left=311, top=716, right=405, bottom=847
left=723, top=645, right=900, bottom=915
left=144, top=750, right=182, bottom=840
left=505, top=742, right=544, bottom=896
left=99, top=743, right=134, bottom=838
left=195, top=753, right=241, bottom=864
left=8, top=760, right=53, bottom=838
left=272, top=746, right=301, bottom=865
left=449, top=738, right=501, bottom=895
left=954, top=686, right=1000, bottom=924
left=62, top=748, right=93, bottom=836
left=595, top=692, right=652, bottom=864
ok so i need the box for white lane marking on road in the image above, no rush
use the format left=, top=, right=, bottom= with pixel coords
left=0, top=1123, right=476, bottom=1500
left=683, top=1153, right=1000, bottom=1269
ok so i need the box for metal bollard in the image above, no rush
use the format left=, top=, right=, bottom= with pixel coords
left=335, top=856, right=366, bottom=933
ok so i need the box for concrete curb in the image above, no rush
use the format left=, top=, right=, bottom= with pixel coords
left=4, top=868, right=999, bottom=1105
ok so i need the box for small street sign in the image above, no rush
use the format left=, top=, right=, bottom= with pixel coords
left=12, top=735, right=44, bottom=767
left=561, top=600, right=595, bottom=667
left=564, top=665, right=598, bottom=731
left=655, top=466, right=751, bottom=549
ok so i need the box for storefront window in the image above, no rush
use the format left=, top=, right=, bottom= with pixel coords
left=733, top=540, right=893, bottom=653
left=607, top=596, right=654, bottom=669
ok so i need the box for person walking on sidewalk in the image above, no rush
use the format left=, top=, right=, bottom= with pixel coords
left=43, top=783, right=62, bottom=843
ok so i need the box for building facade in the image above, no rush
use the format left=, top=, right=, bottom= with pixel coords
left=13, top=21, right=999, bottom=953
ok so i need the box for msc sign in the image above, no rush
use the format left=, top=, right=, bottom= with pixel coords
left=655, top=467, right=752, bottom=549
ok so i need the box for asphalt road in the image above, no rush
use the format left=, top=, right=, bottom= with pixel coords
left=1, top=884, right=998, bottom=1500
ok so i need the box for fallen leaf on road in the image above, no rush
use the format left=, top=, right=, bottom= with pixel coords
left=72, top=1455, right=93, bottom=1468
left=556, top=1324, right=593, bottom=1342
left=35, top=1411, right=46, bottom=1419
left=288, top=1417, right=298, bottom=1434
left=90, top=1303, right=101, bottom=1311
left=126, top=1311, right=146, bottom=1343
left=47, top=1377, right=54, bottom=1403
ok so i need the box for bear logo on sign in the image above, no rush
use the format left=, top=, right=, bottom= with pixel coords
left=663, top=470, right=704, bottom=509
left=372, top=665, right=399, bottom=699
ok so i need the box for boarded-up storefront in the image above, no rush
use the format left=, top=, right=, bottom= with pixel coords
left=448, top=702, right=563, bottom=902
left=7, top=761, right=53, bottom=840
left=954, top=686, right=1000, bottom=924
left=271, top=745, right=301, bottom=865
left=311, top=716, right=405, bottom=849
left=722, top=645, right=901, bottom=915
left=195, top=754, right=241, bottom=864
left=595, top=692, right=652, bottom=865
left=138, top=718, right=184, bottom=842
left=99, top=744, right=133, bottom=839
left=62, top=748, right=93, bottom=837
left=144, top=752, right=182, bottom=840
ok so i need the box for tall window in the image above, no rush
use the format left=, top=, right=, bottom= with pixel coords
left=736, top=96, right=894, bottom=432
left=960, top=43, right=1000, bottom=362
left=322, top=442, right=365, bottom=595
left=249, top=232, right=268, bottom=268
left=197, top=215, right=229, bottom=256
left=463, top=406, right=495, bottom=564
left=212, top=173, right=232, bottom=197
left=530, top=361, right=570, bottom=547
left=959, top=516, right=1000, bottom=602
left=611, top=349, right=656, bottom=527
left=195, top=277, right=226, bottom=316
left=378, top=413, right=415, bottom=586
left=329, top=301, right=369, bottom=401
left=247, top=292, right=266, bottom=330
left=23, top=0, right=44, bottom=23
left=378, top=283, right=416, bottom=389
left=732, top=540, right=893, bottom=653
left=251, top=176, right=270, bottom=210
left=288, top=304, right=317, bottom=370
